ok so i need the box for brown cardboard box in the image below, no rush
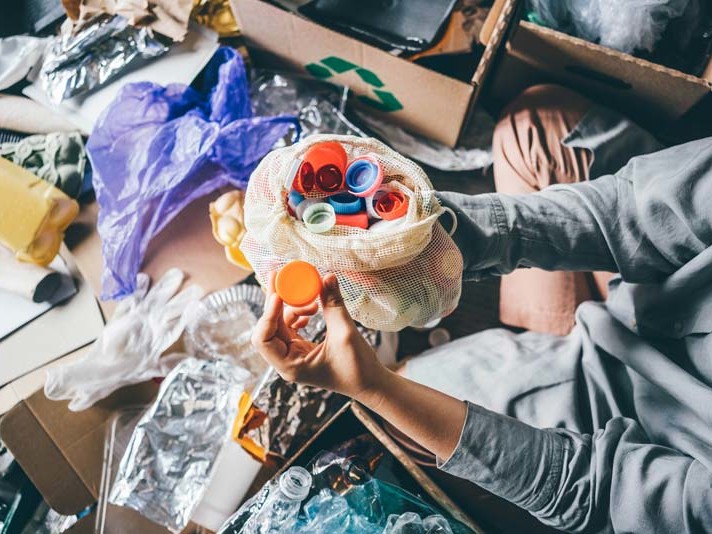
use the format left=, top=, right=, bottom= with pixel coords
left=229, top=0, right=519, bottom=148
left=482, top=0, right=712, bottom=126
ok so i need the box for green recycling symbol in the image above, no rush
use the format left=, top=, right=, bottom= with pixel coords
left=305, top=56, right=403, bottom=112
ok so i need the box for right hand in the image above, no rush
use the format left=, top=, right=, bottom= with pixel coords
left=251, top=272, right=389, bottom=402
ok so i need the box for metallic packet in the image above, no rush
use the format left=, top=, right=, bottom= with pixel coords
left=40, top=14, right=168, bottom=104
left=238, top=317, right=383, bottom=460
left=109, top=357, right=251, bottom=533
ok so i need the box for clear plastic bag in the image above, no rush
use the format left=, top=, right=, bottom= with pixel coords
left=240, top=134, right=463, bottom=332
left=86, top=47, right=298, bottom=300
left=527, top=0, right=692, bottom=54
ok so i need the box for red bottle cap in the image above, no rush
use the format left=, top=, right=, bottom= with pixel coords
left=375, top=191, right=409, bottom=221
left=303, top=142, right=347, bottom=193
left=335, top=212, right=369, bottom=229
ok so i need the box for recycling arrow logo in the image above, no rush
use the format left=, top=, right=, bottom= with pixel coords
left=305, top=56, right=404, bottom=112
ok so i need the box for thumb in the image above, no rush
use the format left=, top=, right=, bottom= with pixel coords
left=320, top=274, right=354, bottom=326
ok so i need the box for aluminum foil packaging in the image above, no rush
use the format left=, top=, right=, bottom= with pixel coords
left=109, top=357, right=250, bottom=533
left=40, top=14, right=168, bottom=104
left=250, top=70, right=367, bottom=146
left=239, top=320, right=383, bottom=460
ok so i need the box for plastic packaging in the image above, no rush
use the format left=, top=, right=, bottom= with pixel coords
left=184, top=283, right=269, bottom=380
left=240, top=134, right=463, bottom=331
left=243, top=467, right=312, bottom=533
left=526, top=0, right=692, bottom=54
left=87, top=47, right=298, bottom=300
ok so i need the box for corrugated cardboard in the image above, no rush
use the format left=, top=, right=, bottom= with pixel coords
left=230, top=0, right=518, bottom=147
left=483, top=0, right=712, bottom=124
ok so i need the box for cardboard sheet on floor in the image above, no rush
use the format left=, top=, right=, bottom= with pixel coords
left=23, top=24, right=219, bottom=135
left=0, top=249, right=103, bottom=387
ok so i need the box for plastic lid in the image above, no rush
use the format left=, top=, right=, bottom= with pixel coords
left=288, top=190, right=305, bottom=209
left=304, top=142, right=347, bottom=193
left=302, top=202, right=336, bottom=234
left=375, top=191, right=408, bottom=221
left=335, top=212, right=369, bottom=229
left=316, top=164, right=343, bottom=192
left=293, top=161, right=315, bottom=193
left=345, top=155, right=383, bottom=197
left=275, top=261, right=322, bottom=307
left=279, top=466, right=312, bottom=501
left=328, top=193, right=364, bottom=214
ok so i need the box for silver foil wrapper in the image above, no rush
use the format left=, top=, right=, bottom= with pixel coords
left=109, top=357, right=250, bottom=533
left=40, top=14, right=168, bottom=104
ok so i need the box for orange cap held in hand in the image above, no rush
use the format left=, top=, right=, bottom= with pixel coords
left=275, top=260, right=323, bottom=307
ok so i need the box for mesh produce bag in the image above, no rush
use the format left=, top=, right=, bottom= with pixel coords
left=241, top=134, right=463, bottom=332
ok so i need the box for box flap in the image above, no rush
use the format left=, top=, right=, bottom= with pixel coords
left=507, top=21, right=710, bottom=119
left=0, top=385, right=157, bottom=515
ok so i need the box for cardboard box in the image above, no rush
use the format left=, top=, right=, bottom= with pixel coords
left=268, top=401, right=486, bottom=533
left=229, top=0, right=519, bottom=147
left=482, top=0, right=712, bottom=126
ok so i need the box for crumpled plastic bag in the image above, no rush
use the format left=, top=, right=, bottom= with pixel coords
left=86, top=47, right=299, bottom=300
left=527, top=0, right=692, bottom=54
left=44, top=268, right=204, bottom=411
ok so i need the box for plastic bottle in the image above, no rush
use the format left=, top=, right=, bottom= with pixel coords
left=245, top=466, right=312, bottom=533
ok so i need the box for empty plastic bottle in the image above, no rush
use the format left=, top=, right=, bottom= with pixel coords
left=244, top=466, right=312, bottom=533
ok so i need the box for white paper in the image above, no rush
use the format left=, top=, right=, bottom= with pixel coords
left=0, top=249, right=104, bottom=387
left=23, top=24, right=219, bottom=135
left=0, top=256, right=76, bottom=340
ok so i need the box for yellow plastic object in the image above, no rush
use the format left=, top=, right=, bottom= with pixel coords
left=232, top=391, right=268, bottom=462
left=0, top=158, right=78, bottom=266
left=275, top=260, right=322, bottom=307
left=209, top=190, right=252, bottom=271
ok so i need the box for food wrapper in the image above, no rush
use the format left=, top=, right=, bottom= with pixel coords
left=109, top=357, right=250, bottom=533
left=39, top=14, right=168, bottom=104
left=233, top=320, right=383, bottom=461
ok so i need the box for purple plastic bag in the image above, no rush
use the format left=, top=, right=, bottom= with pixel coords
left=87, top=48, right=298, bottom=300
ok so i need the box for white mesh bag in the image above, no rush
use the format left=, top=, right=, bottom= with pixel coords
left=240, top=134, right=463, bottom=332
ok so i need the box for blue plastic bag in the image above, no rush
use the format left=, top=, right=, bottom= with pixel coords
left=87, top=47, right=299, bottom=300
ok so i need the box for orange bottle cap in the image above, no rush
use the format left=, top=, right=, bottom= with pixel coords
left=303, top=142, right=347, bottom=193
left=275, top=260, right=322, bottom=307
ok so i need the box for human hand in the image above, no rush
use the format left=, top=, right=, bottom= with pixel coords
left=251, top=271, right=389, bottom=401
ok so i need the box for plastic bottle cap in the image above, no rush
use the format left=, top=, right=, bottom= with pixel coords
left=428, top=327, right=451, bottom=347
left=288, top=190, right=305, bottom=209
left=292, top=161, right=315, bottom=194
left=304, top=142, right=347, bottom=193
left=327, top=193, right=364, bottom=214
left=375, top=191, right=409, bottom=220
left=279, top=466, right=312, bottom=501
left=275, top=261, right=322, bottom=307
left=345, top=155, right=383, bottom=197
left=335, top=212, right=369, bottom=229
left=302, top=202, right=336, bottom=234
left=368, top=218, right=407, bottom=233
left=315, top=165, right=342, bottom=193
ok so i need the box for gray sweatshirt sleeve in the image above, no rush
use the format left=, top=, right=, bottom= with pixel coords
left=439, top=138, right=712, bottom=283
left=440, top=403, right=712, bottom=533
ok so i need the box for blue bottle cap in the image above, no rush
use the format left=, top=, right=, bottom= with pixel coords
left=327, top=193, right=364, bottom=214
left=345, top=155, right=383, bottom=197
